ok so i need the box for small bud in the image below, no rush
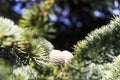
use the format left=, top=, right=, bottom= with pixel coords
left=49, top=50, right=65, bottom=66
left=49, top=50, right=73, bottom=66
left=62, top=50, right=73, bottom=64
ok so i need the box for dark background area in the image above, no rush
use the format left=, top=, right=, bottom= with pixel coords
left=0, top=0, right=119, bottom=51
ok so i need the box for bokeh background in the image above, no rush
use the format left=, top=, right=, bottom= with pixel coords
left=0, top=0, right=119, bottom=51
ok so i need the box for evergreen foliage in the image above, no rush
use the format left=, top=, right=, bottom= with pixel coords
left=8, top=65, right=38, bottom=80
left=1, top=15, right=120, bottom=80
left=102, top=55, right=120, bottom=80
left=0, top=17, right=54, bottom=65
left=31, top=37, right=54, bottom=64
left=1, top=1, right=120, bottom=79
left=0, top=17, right=23, bottom=47
left=0, top=17, right=26, bottom=66
left=0, top=59, right=12, bottom=80
left=0, top=17, right=57, bottom=80
left=61, top=15, right=120, bottom=80
left=19, top=0, right=56, bottom=40
left=74, top=16, right=120, bottom=63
